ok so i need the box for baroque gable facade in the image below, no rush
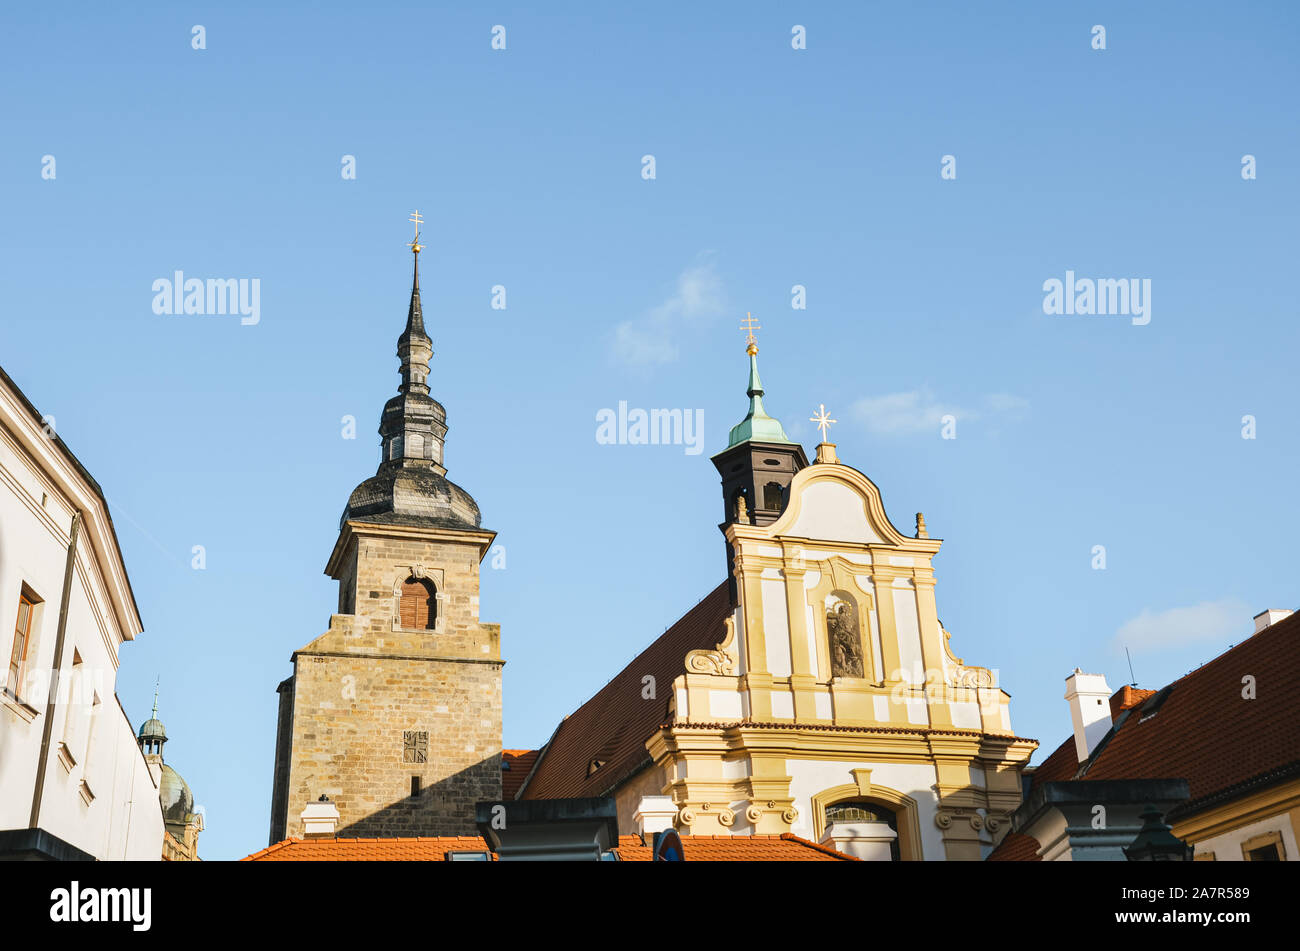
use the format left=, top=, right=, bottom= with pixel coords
left=519, top=341, right=1037, bottom=860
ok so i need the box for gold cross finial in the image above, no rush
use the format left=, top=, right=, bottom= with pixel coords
left=810, top=404, right=837, bottom=442
left=408, top=210, right=424, bottom=254
left=740, top=312, right=761, bottom=354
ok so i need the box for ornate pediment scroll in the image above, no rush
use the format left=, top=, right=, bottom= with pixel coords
left=686, top=615, right=738, bottom=676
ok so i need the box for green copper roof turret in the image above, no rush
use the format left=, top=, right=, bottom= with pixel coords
left=725, top=346, right=796, bottom=449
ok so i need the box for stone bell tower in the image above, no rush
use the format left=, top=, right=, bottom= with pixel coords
left=268, top=216, right=503, bottom=843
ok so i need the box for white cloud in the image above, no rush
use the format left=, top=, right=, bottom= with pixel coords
left=850, top=388, right=1028, bottom=436
left=611, top=322, right=679, bottom=366
left=1114, top=599, right=1250, bottom=653
left=610, top=257, right=726, bottom=367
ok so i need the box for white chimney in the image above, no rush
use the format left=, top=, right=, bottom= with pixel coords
left=1064, top=669, right=1112, bottom=762
left=1254, top=609, right=1293, bottom=634
left=300, top=798, right=340, bottom=837
left=634, top=796, right=678, bottom=837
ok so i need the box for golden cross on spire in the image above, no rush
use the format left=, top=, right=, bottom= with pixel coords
left=740, top=312, right=761, bottom=354
left=408, top=210, right=424, bottom=254
left=810, top=404, right=837, bottom=442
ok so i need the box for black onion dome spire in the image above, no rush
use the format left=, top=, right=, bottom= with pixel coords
left=341, top=216, right=481, bottom=531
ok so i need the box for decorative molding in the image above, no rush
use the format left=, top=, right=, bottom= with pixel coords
left=934, top=807, right=985, bottom=833
left=0, top=689, right=39, bottom=724
left=947, top=664, right=995, bottom=688
left=850, top=768, right=872, bottom=797
left=389, top=568, right=446, bottom=634
left=686, top=616, right=737, bottom=676
left=1240, top=829, right=1287, bottom=861
left=811, top=780, right=923, bottom=860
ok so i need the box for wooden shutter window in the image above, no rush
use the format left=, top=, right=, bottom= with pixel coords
left=399, top=577, right=437, bottom=630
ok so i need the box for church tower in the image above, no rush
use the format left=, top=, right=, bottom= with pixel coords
left=137, top=687, right=203, bottom=860
left=710, top=315, right=808, bottom=603
left=642, top=325, right=1035, bottom=859
left=711, top=314, right=808, bottom=528
left=269, top=216, right=503, bottom=843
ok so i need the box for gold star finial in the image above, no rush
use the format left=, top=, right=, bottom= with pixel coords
left=408, top=210, right=424, bottom=254
left=740, top=312, right=761, bottom=354
left=810, top=404, right=837, bottom=442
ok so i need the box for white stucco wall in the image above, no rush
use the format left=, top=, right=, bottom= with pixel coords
left=787, top=482, right=881, bottom=544
left=784, top=757, right=945, bottom=860
left=1192, top=812, right=1299, bottom=862
left=0, top=375, right=162, bottom=860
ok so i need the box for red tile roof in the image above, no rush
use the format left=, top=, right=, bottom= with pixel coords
left=244, top=836, right=494, bottom=861
left=1109, top=685, right=1156, bottom=720
left=987, top=610, right=1300, bottom=859
left=985, top=832, right=1042, bottom=862
left=501, top=749, right=539, bottom=800
left=614, top=833, right=856, bottom=861
left=1064, top=612, right=1300, bottom=803
left=519, top=582, right=733, bottom=800
left=243, top=833, right=854, bottom=861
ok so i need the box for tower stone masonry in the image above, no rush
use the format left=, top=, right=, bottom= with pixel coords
left=268, top=230, right=503, bottom=843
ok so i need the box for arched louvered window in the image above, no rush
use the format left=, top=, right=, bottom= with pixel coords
left=399, top=576, right=437, bottom=630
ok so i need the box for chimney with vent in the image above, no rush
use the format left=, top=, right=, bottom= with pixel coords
left=1254, top=609, right=1293, bottom=634
left=634, top=796, right=679, bottom=837
left=1064, top=670, right=1112, bottom=763
left=300, top=796, right=340, bottom=837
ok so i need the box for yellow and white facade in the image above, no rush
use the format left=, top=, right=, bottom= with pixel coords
left=637, top=345, right=1036, bottom=859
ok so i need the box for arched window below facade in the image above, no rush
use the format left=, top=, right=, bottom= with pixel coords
left=824, top=800, right=901, bottom=862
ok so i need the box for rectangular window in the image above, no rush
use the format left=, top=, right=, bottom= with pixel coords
left=1241, top=830, right=1286, bottom=861
left=410, top=775, right=421, bottom=798
left=7, top=591, right=37, bottom=699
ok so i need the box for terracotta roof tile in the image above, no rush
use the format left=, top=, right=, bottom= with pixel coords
left=997, top=612, right=1300, bottom=859
left=520, top=582, right=732, bottom=800
left=1109, top=685, right=1156, bottom=721
left=500, top=749, right=540, bottom=800
left=615, top=833, right=855, bottom=861
left=243, top=833, right=854, bottom=861
left=985, top=832, right=1042, bottom=862
left=243, top=836, right=494, bottom=861
left=1058, top=613, right=1300, bottom=803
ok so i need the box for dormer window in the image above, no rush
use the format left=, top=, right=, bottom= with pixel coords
left=399, top=576, right=437, bottom=630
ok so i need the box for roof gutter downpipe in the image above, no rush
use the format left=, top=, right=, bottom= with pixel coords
left=29, top=510, right=82, bottom=829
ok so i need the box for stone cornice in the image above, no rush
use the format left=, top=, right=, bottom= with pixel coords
left=650, top=720, right=1036, bottom=765
left=292, top=647, right=505, bottom=667
left=325, top=518, right=497, bottom=577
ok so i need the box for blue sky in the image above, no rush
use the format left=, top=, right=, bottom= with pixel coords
left=2, top=2, right=1296, bottom=860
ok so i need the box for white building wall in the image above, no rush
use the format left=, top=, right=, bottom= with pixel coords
left=0, top=373, right=162, bottom=860
left=783, top=757, right=945, bottom=860
left=1192, top=812, right=1299, bottom=862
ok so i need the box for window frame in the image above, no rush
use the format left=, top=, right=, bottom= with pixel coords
left=7, top=589, right=40, bottom=701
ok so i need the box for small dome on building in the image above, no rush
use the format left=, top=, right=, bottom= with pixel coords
left=138, top=716, right=167, bottom=742
left=159, top=764, right=194, bottom=825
